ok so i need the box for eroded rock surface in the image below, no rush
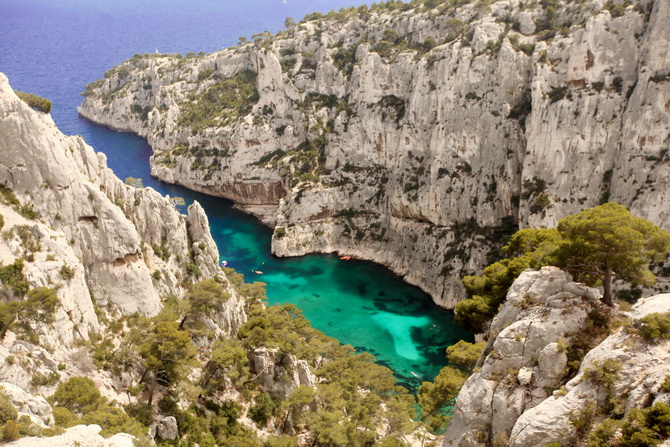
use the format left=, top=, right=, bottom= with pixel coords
left=79, top=0, right=670, bottom=308
left=444, top=267, right=670, bottom=447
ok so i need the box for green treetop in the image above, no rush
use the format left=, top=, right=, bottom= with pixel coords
left=555, top=202, right=670, bottom=306
left=456, top=202, right=670, bottom=331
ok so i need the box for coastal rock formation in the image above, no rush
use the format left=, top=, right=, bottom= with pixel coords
left=0, top=72, right=233, bottom=319
left=0, top=72, right=247, bottom=439
left=79, top=0, right=670, bottom=308
left=443, top=267, right=670, bottom=446
left=1, top=73, right=419, bottom=446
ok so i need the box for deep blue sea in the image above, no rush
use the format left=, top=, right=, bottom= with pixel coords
left=0, top=0, right=472, bottom=390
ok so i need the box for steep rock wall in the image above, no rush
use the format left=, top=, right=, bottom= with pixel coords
left=79, top=0, right=670, bottom=308
left=443, top=267, right=670, bottom=446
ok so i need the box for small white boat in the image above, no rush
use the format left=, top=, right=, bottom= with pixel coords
left=220, top=260, right=228, bottom=267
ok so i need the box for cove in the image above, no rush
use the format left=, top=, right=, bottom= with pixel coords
left=86, top=123, right=473, bottom=390
left=0, top=0, right=473, bottom=390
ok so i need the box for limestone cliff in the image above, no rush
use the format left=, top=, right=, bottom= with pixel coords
left=79, top=0, right=670, bottom=308
left=0, top=71, right=246, bottom=421
left=0, top=72, right=421, bottom=445
left=443, top=267, right=670, bottom=446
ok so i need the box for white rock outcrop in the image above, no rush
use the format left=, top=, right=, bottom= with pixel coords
left=443, top=267, right=670, bottom=447
left=251, top=348, right=316, bottom=399
left=0, top=72, right=248, bottom=440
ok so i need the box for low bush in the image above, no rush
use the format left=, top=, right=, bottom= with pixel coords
left=638, top=312, right=670, bottom=340
left=14, top=91, right=52, bottom=113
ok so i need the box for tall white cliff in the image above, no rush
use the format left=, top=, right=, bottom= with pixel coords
left=79, top=0, right=670, bottom=308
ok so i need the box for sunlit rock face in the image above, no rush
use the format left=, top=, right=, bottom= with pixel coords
left=444, top=267, right=670, bottom=447
left=80, top=0, right=669, bottom=309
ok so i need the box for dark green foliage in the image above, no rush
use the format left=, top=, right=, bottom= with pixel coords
left=80, top=406, right=147, bottom=438
left=0, top=420, right=19, bottom=442
left=522, top=177, right=547, bottom=199
left=201, top=338, right=249, bottom=392
left=589, top=402, right=670, bottom=447
left=418, top=366, right=467, bottom=432
left=59, top=265, right=76, bottom=280
left=638, top=312, right=670, bottom=340
left=456, top=203, right=670, bottom=331
left=249, top=392, right=277, bottom=427
left=455, top=228, right=561, bottom=331
left=379, top=95, right=406, bottom=123
left=0, top=258, right=30, bottom=297
left=50, top=377, right=103, bottom=414
left=178, top=70, right=258, bottom=130
left=139, top=321, right=197, bottom=389
left=446, top=340, right=484, bottom=372
left=604, top=1, right=626, bottom=18
left=0, top=393, right=17, bottom=424
left=0, top=185, right=20, bottom=208
left=331, top=45, right=358, bottom=75
left=557, top=202, right=670, bottom=305
left=535, top=0, right=559, bottom=40
left=14, top=91, right=52, bottom=113
left=660, top=375, right=670, bottom=393
left=507, top=90, right=532, bottom=130
left=0, top=286, right=58, bottom=339
left=548, top=86, right=569, bottom=103
left=52, top=406, right=76, bottom=427
left=0, top=215, right=4, bottom=231
left=124, top=177, right=144, bottom=188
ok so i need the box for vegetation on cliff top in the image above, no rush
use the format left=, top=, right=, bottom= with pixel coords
left=455, top=202, right=670, bottom=332
left=72, top=270, right=421, bottom=446
left=178, top=70, right=259, bottom=131
left=14, top=91, right=52, bottom=114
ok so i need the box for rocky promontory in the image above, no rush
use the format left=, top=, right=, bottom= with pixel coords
left=79, top=0, right=670, bottom=308
left=444, top=266, right=670, bottom=446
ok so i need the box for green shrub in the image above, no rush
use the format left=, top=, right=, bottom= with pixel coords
left=661, top=374, right=670, bottom=393
left=0, top=258, right=30, bottom=296
left=249, top=392, right=277, bottom=427
left=59, top=265, right=76, bottom=280
left=80, top=406, right=147, bottom=438
left=31, top=371, right=60, bottom=387
left=0, top=393, right=17, bottom=424
left=1, top=420, right=19, bottom=442
left=587, top=418, right=623, bottom=447
left=446, top=340, right=485, bottom=372
left=178, top=70, right=259, bottom=130
left=638, top=312, right=670, bottom=340
left=0, top=214, right=4, bottom=231
left=14, top=91, right=52, bottom=113
left=52, top=406, right=77, bottom=427
left=50, top=376, right=103, bottom=413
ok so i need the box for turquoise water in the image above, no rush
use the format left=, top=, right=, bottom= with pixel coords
left=0, top=0, right=473, bottom=390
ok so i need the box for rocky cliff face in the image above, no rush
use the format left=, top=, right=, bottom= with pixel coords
left=443, top=267, right=670, bottom=447
left=0, top=72, right=236, bottom=321
left=79, top=0, right=670, bottom=308
left=0, top=71, right=247, bottom=422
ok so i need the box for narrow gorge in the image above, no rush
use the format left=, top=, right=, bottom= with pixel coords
left=80, top=0, right=670, bottom=309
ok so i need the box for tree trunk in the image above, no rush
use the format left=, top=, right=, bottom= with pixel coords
left=602, top=263, right=613, bottom=306
left=0, top=316, right=17, bottom=340
left=178, top=315, right=188, bottom=330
